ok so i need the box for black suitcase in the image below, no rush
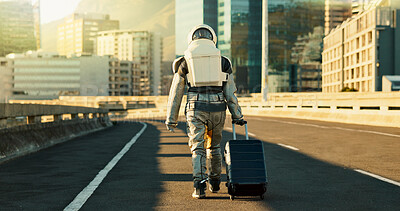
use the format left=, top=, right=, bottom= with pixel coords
left=224, top=122, right=268, bottom=200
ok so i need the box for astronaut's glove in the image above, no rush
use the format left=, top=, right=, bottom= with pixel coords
left=232, top=118, right=247, bottom=126
left=165, top=122, right=177, bottom=133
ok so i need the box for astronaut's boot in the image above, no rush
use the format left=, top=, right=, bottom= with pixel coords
left=192, top=179, right=207, bottom=199
left=209, top=179, right=221, bottom=193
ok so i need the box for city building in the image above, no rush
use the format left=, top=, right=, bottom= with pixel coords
left=325, top=0, right=352, bottom=35
left=97, top=30, right=162, bottom=96
left=175, top=0, right=218, bottom=56
left=57, top=13, right=119, bottom=57
left=33, top=0, right=41, bottom=50
left=0, top=0, right=37, bottom=57
left=322, top=0, right=400, bottom=92
left=290, top=26, right=324, bottom=92
left=268, top=0, right=325, bottom=92
left=108, top=58, right=141, bottom=96
left=160, top=61, right=174, bottom=95
left=352, top=0, right=374, bottom=14
left=0, top=51, right=109, bottom=102
left=217, top=0, right=263, bottom=93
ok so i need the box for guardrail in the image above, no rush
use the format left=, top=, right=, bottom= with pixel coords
left=239, top=92, right=400, bottom=111
left=8, top=92, right=400, bottom=127
left=0, top=104, right=109, bottom=128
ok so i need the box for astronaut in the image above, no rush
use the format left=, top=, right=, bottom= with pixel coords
left=165, top=24, right=245, bottom=199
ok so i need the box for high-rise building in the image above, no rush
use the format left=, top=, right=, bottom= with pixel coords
left=0, top=0, right=36, bottom=57
left=0, top=51, right=110, bottom=101
left=351, top=0, right=375, bottom=14
left=217, top=0, right=263, bottom=93
left=96, top=30, right=162, bottom=96
left=57, top=13, right=119, bottom=57
left=325, top=0, right=352, bottom=35
left=268, top=0, right=325, bottom=92
left=108, top=58, right=140, bottom=96
left=175, top=0, right=218, bottom=56
left=322, top=1, right=400, bottom=92
left=33, top=0, right=41, bottom=50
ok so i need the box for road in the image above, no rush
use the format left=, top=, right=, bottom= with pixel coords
left=0, top=116, right=399, bottom=210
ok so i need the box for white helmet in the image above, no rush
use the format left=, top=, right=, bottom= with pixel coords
left=187, top=24, right=217, bottom=45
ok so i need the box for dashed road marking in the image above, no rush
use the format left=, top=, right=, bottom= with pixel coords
left=354, top=169, right=400, bottom=187
left=64, top=122, right=147, bottom=211
left=278, top=143, right=299, bottom=151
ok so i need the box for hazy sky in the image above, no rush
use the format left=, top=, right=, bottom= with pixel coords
left=34, top=0, right=82, bottom=24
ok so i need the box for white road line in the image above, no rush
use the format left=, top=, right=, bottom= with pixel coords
left=278, top=143, right=299, bottom=151
left=332, top=127, right=400, bottom=138
left=266, top=119, right=400, bottom=138
left=354, top=169, right=400, bottom=187
left=267, top=119, right=329, bottom=129
left=64, top=122, right=147, bottom=211
left=248, top=132, right=257, bottom=137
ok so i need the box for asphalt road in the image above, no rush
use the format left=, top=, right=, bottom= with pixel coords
left=0, top=116, right=399, bottom=210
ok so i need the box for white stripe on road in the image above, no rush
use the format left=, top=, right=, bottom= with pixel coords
left=331, top=127, right=400, bottom=138
left=225, top=127, right=256, bottom=137
left=354, top=169, right=400, bottom=187
left=64, top=122, right=147, bottom=211
left=267, top=119, right=329, bottom=129
left=278, top=143, right=299, bottom=151
left=248, top=132, right=257, bottom=137
left=260, top=119, right=400, bottom=138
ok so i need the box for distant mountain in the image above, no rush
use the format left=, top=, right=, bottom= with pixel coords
left=41, top=0, right=175, bottom=60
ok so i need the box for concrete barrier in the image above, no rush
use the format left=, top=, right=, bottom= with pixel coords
left=0, top=104, right=112, bottom=163
left=9, top=92, right=400, bottom=128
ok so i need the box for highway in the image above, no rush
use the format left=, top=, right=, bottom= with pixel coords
left=0, top=116, right=399, bottom=210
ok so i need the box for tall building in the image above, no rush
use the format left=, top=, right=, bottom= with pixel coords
left=322, top=0, right=400, bottom=92
left=33, top=0, right=41, bottom=50
left=108, top=58, right=140, bottom=96
left=268, top=0, right=325, bottom=92
left=97, top=30, right=162, bottom=96
left=57, top=13, right=119, bottom=57
left=0, top=51, right=110, bottom=101
left=217, top=0, right=263, bottom=93
left=175, top=0, right=218, bottom=56
left=351, top=0, right=374, bottom=14
left=0, top=0, right=36, bottom=57
left=325, top=0, right=352, bottom=35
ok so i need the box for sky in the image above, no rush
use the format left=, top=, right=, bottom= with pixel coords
left=33, top=0, right=82, bottom=24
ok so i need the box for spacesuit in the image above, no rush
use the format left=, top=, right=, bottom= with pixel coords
left=165, top=24, right=245, bottom=199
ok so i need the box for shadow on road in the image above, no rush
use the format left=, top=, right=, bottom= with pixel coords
left=219, top=129, right=400, bottom=210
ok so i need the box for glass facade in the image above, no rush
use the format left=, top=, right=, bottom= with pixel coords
left=175, top=0, right=218, bottom=56
left=218, top=0, right=262, bottom=93
left=0, top=0, right=36, bottom=57
left=268, top=0, right=324, bottom=92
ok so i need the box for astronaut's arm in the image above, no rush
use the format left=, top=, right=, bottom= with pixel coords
left=223, top=74, right=243, bottom=120
left=165, top=73, right=186, bottom=126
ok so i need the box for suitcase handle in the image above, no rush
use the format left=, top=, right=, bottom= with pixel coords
left=232, top=122, right=248, bottom=140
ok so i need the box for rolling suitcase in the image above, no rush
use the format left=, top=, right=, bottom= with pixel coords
left=224, top=122, right=268, bottom=200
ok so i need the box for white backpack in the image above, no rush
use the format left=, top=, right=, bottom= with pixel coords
left=184, top=39, right=228, bottom=87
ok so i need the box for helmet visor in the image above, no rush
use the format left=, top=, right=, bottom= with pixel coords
left=192, top=28, right=213, bottom=41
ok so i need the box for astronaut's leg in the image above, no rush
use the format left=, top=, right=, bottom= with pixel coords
left=206, top=111, right=226, bottom=192
left=186, top=110, right=208, bottom=198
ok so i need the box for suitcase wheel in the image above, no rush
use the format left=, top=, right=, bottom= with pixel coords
left=260, top=194, right=264, bottom=200
left=230, top=195, right=235, bottom=200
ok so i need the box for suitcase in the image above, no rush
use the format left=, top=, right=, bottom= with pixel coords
left=224, top=122, right=268, bottom=200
